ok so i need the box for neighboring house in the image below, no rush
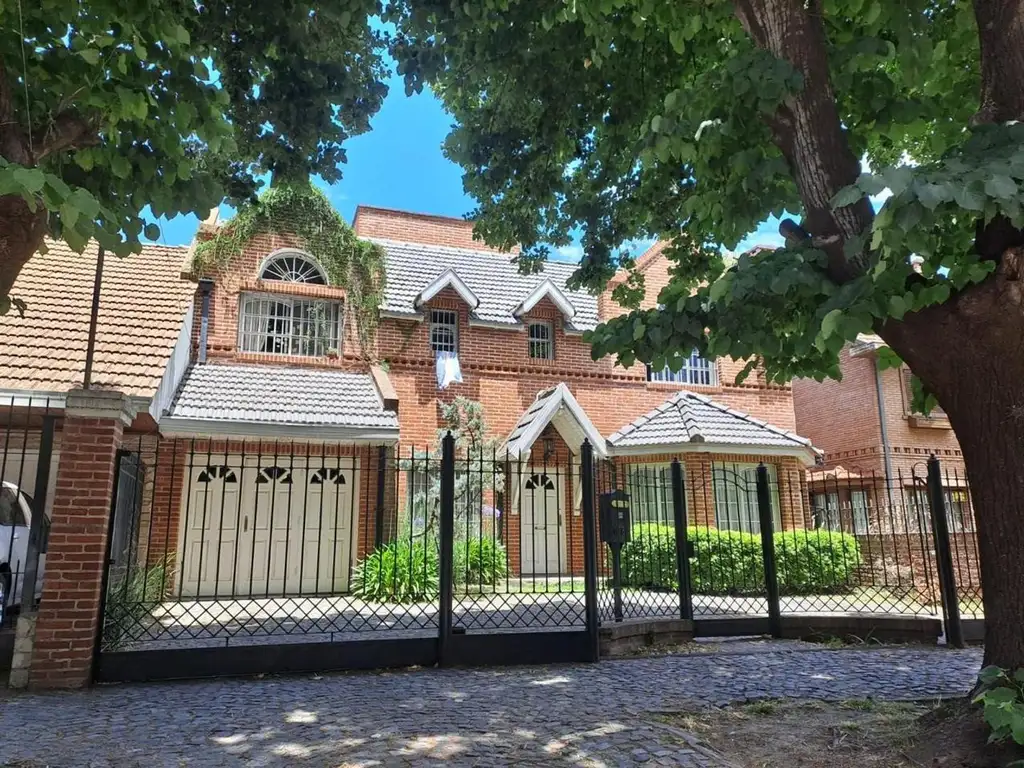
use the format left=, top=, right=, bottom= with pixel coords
left=792, top=334, right=969, bottom=536
left=0, top=207, right=819, bottom=601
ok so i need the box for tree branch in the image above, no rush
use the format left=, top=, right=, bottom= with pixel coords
left=972, top=0, right=1024, bottom=124
left=732, top=0, right=873, bottom=282
left=35, top=111, right=98, bottom=161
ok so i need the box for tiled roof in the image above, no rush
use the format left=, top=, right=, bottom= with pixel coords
left=369, top=238, right=600, bottom=331
left=0, top=239, right=193, bottom=398
left=502, top=383, right=606, bottom=458
left=163, top=363, right=399, bottom=435
left=607, top=391, right=817, bottom=457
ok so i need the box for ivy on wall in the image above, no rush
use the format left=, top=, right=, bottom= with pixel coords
left=193, top=183, right=386, bottom=357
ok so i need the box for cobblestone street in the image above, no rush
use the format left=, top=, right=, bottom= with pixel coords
left=0, top=644, right=982, bottom=767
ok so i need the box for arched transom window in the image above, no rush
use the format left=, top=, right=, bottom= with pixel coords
left=239, top=251, right=342, bottom=357
left=259, top=252, right=328, bottom=284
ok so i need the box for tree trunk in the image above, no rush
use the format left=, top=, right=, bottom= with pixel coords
left=881, top=249, right=1024, bottom=668
left=0, top=193, right=47, bottom=303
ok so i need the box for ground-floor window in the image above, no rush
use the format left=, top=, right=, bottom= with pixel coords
left=623, top=464, right=674, bottom=525
left=711, top=463, right=781, bottom=534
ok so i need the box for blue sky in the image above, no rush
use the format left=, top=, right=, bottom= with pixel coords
left=153, top=71, right=785, bottom=257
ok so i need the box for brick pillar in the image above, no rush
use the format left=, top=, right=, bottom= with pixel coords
left=28, top=390, right=135, bottom=689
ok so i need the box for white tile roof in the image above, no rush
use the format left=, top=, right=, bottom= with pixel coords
left=162, top=364, right=399, bottom=436
left=607, top=391, right=817, bottom=457
left=370, top=238, right=599, bottom=331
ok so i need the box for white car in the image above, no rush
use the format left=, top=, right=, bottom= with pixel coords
left=0, top=481, right=46, bottom=621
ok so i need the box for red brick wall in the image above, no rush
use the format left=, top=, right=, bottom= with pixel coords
left=793, top=346, right=965, bottom=476
left=353, top=206, right=518, bottom=254
left=30, top=415, right=124, bottom=689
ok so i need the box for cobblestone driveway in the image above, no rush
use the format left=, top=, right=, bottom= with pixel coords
left=0, top=644, right=981, bottom=768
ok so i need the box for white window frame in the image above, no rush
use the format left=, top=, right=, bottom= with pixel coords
left=648, top=350, right=718, bottom=386
left=238, top=293, right=343, bottom=358
left=430, top=309, right=459, bottom=353
left=811, top=491, right=841, bottom=531
left=850, top=490, right=871, bottom=535
left=712, top=463, right=781, bottom=534
left=258, top=250, right=328, bottom=284
left=527, top=321, right=554, bottom=360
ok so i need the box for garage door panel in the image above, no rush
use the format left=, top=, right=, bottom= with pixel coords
left=180, top=457, right=358, bottom=598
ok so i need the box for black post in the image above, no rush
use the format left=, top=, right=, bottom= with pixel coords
left=927, top=456, right=964, bottom=648
left=756, top=464, right=782, bottom=638
left=670, top=459, right=693, bottom=621
left=611, top=546, right=623, bottom=622
left=580, top=440, right=600, bottom=662
left=437, top=432, right=455, bottom=665
left=20, top=414, right=55, bottom=610
left=82, top=245, right=105, bottom=389
left=374, top=445, right=387, bottom=549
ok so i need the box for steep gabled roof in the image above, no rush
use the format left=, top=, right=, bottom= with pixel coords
left=414, top=268, right=481, bottom=310
left=370, top=238, right=599, bottom=331
left=502, top=383, right=607, bottom=458
left=513, top=279, right=576, bottom=321
left=607, top=391, right=818, bottom=464
left=0, top=239, right=194, bottom=400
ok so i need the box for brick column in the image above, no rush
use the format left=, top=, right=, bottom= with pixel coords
left=28, top=390, right=135, bottom=689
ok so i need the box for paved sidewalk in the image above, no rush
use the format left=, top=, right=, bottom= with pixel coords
left=0, top=645, right=982, bottom=767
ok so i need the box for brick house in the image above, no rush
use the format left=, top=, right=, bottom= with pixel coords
left=791, top=335, right=978, bottom=601
left=0, top=206, right=820, bottom=686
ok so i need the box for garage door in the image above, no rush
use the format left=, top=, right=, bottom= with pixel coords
left=179, top=459, right=359, bottom=598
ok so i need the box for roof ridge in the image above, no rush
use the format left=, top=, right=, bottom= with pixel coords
left=688, top=392, right=814, bottom=448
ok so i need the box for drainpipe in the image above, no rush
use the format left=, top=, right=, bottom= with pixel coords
left=197, top=278, right=214, bottom=364
left=873, top=356, right=895, bottom=488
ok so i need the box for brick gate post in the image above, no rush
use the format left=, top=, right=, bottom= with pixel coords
left=28, top=390, right=135, bottom=689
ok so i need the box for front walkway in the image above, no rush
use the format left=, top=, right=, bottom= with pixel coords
left=0, top=644, right=981, bottom=767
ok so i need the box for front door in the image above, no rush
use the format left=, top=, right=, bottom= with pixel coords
left=520, top=472, right=564, bottom=575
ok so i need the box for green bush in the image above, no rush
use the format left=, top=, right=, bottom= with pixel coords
left=453, top=537, right=508, bottom=587
left=102, top=558, right=170, bottom=652
left=974, top=666, right=1024, bottom=748
left=618, top=524, right=862, bottom=596
left=352, top=540, right=440, bottom=603
left=353, top=538, right=510, bottom=602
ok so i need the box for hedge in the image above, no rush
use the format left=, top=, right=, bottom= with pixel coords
left=618, top=524, right=862, bottom=596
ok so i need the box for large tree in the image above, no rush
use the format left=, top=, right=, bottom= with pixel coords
left=389, top=0, right=1024, bottom=667
left=0, top=0, right=387, bottom=311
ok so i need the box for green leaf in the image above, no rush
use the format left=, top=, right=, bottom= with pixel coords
left=632, top=319, right=646, bottom=341
left=831, top=185, right=863, bottom=209
left=954, top=182, right=987, bottom=212
left=985, top=175, right=1018, bottom=199
left=821, top=308, right=843, bottom=338
left=980, top=666, right=1010, bottom=686
left=888, top=294, right=907, bottom=320
left=79, top=48, right=101, bottom=65
left=144, top=222, right=161, bottom=240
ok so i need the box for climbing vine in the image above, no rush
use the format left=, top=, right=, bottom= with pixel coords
left=193, top=183, right=386, bottom=356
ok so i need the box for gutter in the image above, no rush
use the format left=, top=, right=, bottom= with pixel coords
left=873, top=357, right=896, bottom=487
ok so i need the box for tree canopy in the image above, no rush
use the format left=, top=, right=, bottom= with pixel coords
left=388, top=0, right=1024, bottom=668
left=387, top=0, right=1020, bottom=386
left=0, top=0, right=388, bottom=308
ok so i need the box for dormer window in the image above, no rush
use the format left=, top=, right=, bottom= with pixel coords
left=528, top=321, right=553, bottom=359
left=238, top=251, right=341, bottom=357
left=430, top=309, right=458, bottom=352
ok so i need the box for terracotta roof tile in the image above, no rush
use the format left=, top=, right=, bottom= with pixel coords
left=0, top=239, right=194, bottom=398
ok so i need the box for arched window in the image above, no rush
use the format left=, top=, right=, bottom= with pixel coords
left=259, top=251, right=328, bottom=285
left=240, top=251, right=342, bottom=357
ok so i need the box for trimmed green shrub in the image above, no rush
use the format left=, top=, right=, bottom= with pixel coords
left=352, top=540, right=440, bottom=603
left=618, top=524, right=862, bottom=596
left=454, top=537, right=508, bottom=587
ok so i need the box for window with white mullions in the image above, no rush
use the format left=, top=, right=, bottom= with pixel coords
left=624, top=465, right=674, bottom=524
left=527, top=321, right=554, bottom=359
left=260, top=252, right=328, bottom=284
left=812, top=491, right=841, bottom=531
left=647, top=349, right=718, bottom=386
left=430, top=309, right=458, bottom=353
left=239, top=295, right=342, bottom=357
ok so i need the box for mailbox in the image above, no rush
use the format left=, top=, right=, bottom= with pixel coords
left=599, top=490, right=632, bottom=546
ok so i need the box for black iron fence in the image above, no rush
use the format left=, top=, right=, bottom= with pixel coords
left=95, top=429, right=979, bottom=679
